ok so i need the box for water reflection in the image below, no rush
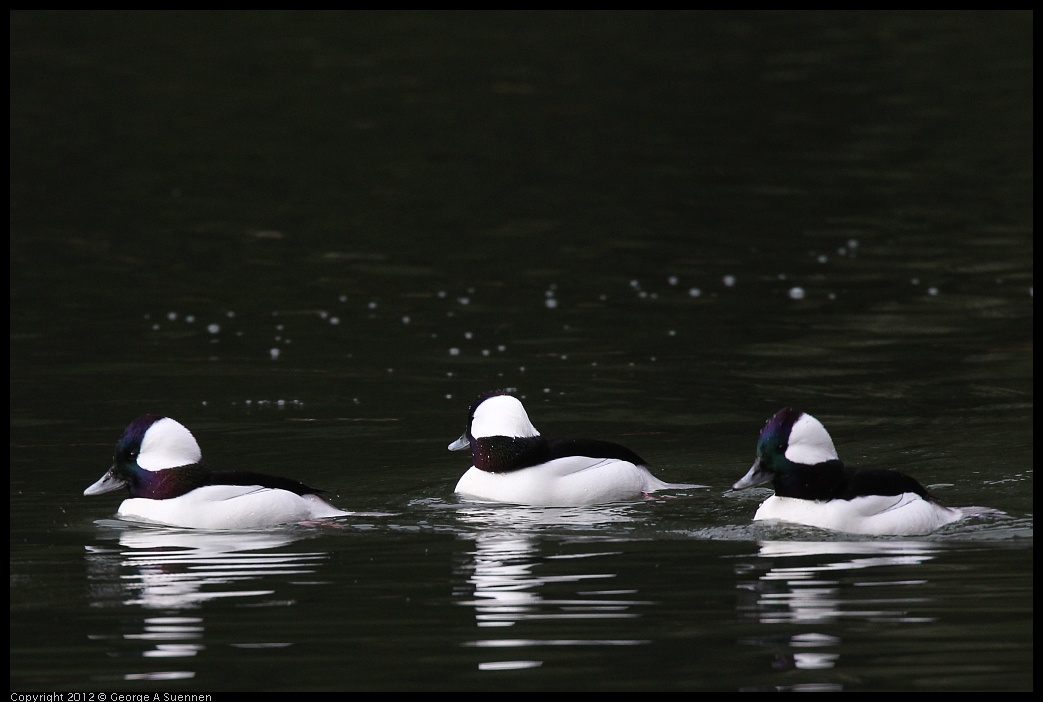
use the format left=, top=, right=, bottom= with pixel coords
left=735, top=540, right=944, bottom=691
left=452, top=505, right=652, bottom=672
left=84, top=520, right=331, bottom=682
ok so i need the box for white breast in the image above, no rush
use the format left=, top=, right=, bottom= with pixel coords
left=454, top=456, right=674, bottom=507
left=117, top=485, right=349, bottom=529
left=753, top=493, right=964, bottom=536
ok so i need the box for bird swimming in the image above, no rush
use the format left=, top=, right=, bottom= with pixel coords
left=731, top=407, right=995, bottom=536
left=84, top=415, right=350, bottom=529
left=449, top=390, right=700, bottom=506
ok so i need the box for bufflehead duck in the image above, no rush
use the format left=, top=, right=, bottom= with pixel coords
left=84, top=415, right=350, bottom=529
left=449, top=390, right=697, bottom=506
left=731, top=408, right=969, bottom=536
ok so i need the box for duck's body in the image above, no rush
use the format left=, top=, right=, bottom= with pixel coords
left=449, top=391, right=694, bottom=506
left=454, top=448, right=676, bottom=507
left=85, top=415, right=349, bottom=529
left=732, top=408, right=966, bottom=536
left=749, top=493, right=963, bottom=536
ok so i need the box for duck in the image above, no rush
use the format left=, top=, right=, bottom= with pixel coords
left=731, top=407, right=970, bottom=536
left=448, top=390, right=697, bottom=506
left=84, top=415, right=350, bottom=529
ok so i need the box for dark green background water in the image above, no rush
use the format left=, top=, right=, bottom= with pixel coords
left=11, top=11, right=1032, bottom=691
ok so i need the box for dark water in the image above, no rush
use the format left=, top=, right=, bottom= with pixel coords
left=10, top=11, right=1032, bottom=692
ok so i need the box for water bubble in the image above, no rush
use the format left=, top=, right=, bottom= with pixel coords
left=688, top=287, right=701, bottom=298
left=401, top=316, right=410, bottom=324
left=723, top=275, right=736, bottom=287
left=185, top=315, right=195, bottom=323
left=329, top=317, right=340, bottom=325
left=545, top=298, right=558, bottom=309
left=457, top=297, right=470, bottom=306
left=207, top=323, right=220, bottom=334
left=368, top=301, right=378, bottom=310
left=817, top=254, right=829, bottom=264
left=667, top=275, right=679, bottom=286
left=269, top=348, right=280, bottom=360
left=927, top=287, right=939, bottom=296
left=167, top=311, right=177, bottom=321
left=449, top=347, right=460, bottom=356
left=789, top=287, right=806, bottom=300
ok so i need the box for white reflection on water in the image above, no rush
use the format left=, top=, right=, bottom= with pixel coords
left=452, top=504, right=653, bottom=672
left=84, top=520, right=330, bottom=682
left=736, top=539, right=943, bottom=689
